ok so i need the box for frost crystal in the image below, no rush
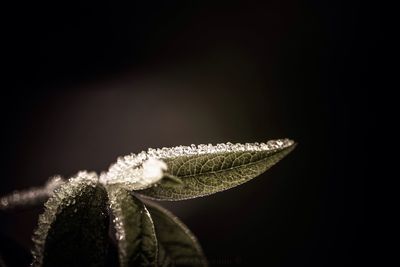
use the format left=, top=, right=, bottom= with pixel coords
left=142, top=158, right=168, bottom=182
left=100, top=158, right=168, bottom=190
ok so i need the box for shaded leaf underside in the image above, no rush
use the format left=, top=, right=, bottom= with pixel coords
left=106, top=186, right=158, bottom=267
left=145, top=201, right=207, bottom=267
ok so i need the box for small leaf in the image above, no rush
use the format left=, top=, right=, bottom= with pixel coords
left=137, top=139, right=296, bottom=200
left=106, top=186, right=158, bottom=267
left=32, top=172, right=109, bottom=267
left=145, top=201, right=207, bottom=267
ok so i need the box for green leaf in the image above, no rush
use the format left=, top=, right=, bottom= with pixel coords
left=145, top=202, right=207, bottom=267
left=106, top=186, right=158, bottom=267
left=32, top=172, right=109, bottom=267
left=137, top=139, right=296, bottom=200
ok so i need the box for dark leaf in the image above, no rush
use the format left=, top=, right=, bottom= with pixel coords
left=106, top=186, right=157, bottom=267
left=32, top=172, right=109, bottom=267
left=145, top=201, right=207, bottom=267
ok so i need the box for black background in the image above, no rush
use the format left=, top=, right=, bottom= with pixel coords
left=1, top=1, right=379, bottom=266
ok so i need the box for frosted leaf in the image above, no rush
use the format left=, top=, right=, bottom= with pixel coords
left=137, top=139, right=296, bottom=200
left=31, top=171, right=109, bottom=267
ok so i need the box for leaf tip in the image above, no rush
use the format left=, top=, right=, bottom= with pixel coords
left=283, top=138, right=297, bottom=151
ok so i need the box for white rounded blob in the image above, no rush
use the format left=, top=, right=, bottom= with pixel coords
left=101, top=158, right=168, bottom=190
left=142, top=158, right=168, bottom=184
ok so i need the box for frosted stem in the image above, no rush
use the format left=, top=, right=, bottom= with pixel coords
left=0, top=176, right=64, bottom=210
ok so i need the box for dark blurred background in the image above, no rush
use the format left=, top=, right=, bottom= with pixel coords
left=1, top=1, right=379, bottom=266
